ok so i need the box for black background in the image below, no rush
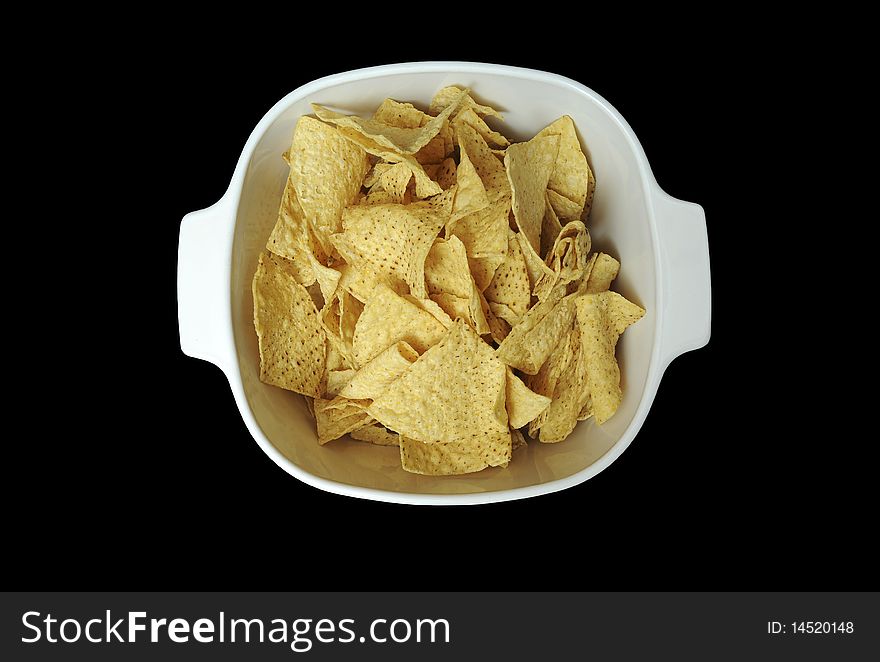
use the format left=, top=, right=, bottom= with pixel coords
left=13, top=33, right=865, bottom=590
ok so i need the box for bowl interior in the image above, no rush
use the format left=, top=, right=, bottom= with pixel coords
left=230, top=67, right=656, bottom=495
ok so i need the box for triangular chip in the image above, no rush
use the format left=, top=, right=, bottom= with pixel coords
left=526, top=328, right=576, bottom=438
left=446, top=195, right=510, bottom=292
left=372, top=99, right=430, bottom=128
left=334, top=126, right=441, bottom=199
left=325, top=369, right=356, bottom=397
left=516, top=230, right=555, bottom=294
left=288, top=116, right=369, bottom=254
left=452, top=139, right=490, bottom=221
left=266, top=180, right=325, bottom=285
left=535, top=115, right=593, bottom=220
left=368, top=320, right=509, bottom=444
left=575, top=291, right=644, bottom=424
left=312, top=90, right=465, bottom=155
left=339, top=341, right=419, bottom=400
left=505, top=133, right=560, bottom=254
left=351, top=424, right=400, bottom=446
left=333, top=196, right=449, bottom=299
left=399, top=432, right=511, bottom=475
left=313, top=396, right=372, bottom=445
left=252, top=251, right=326, bottom=397
left=352, top=284, right=448, bottom=366
left=453, top=107, right=509, bottom=148
left=455, top=121, right=510, bottom=201
left=577, top=252, right=620, bottom=294
left=429, top=86, right=503, bottom=119
left=540, top=190, right=563, bottom=258
left=484, top=230, right=531, bottom=323
left=511, top=427, right=527, bottom=451
left=431, top=157, right=457, bottom=190
left=377, top=161, right=413, bottom=203
left=533, top=220, right=591, bottom=301
left=495, top=287, right=576, bottom=374
left=505, top=368, right=551, bottom=429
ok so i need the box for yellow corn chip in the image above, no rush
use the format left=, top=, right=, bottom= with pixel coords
left=325, top=369, right=356, bottom=397
left=368, top=320, right=509, bottom=444
left=352, top=283, right=448, bottom=366
left=526, top=329, right=575, bottom=438
left=452, top=139, right=490, bottom=221
left=351, top=424, right=400, bottom=446
left=455, top=121, right=510, bottom=201
left=266, top=180, right=326, bottom=285
left=372, top=99, right=430, bottom=128
left=313, top=396, right=372, bottom=445
left=575, top=291, right=644, bottom=424
left=540, top=190, right=563, bottom=258
left=537, top=326, right=591, bottom=443
left=446, top=195, right=510, bottom=292
left=363, top=162, right=393, bottom=188
left=533, top=220, right=591, bottom=301
left=453, top=107, right=509, bottom=148
left=432, top=157, right=457, bottom=190
left=578, top=252, right=621, bottom=294
left=414, top=134, right=448, bottom=165
left=312, top=90, right=465, bottom=156
left=505, top=133, right=560, bottom=254
left=399, top=432, right=512, bottom=475
left=516, top=231, right=555, bottom=294
left=405, top=295, right=455, bottom=329
left=484, top=230, right=531, bottom=323
left=546, top=188, right=584, bottom=222
left=429, top=86, right=503, bottom=119
left=252, top=251, right=326, bottom=397
left=481, top=292, right=510, bottom=344
left=505, top=368, right=551, bottom=429
left=377, top=161, right=413, bottom=203
left=288, top=116, right=369, bottom=255
left=495, top=287, right=576, bottom=374
left=511, top=427, right=527, bottom=451
left=535, top=115, right=593, bottom=220
left=585, top=166, right=596, bottom=219
left=335, top=126, right=441, bottom=199
left=339, top=341, right=419, bottom=400
left=333, top=196, right=449, bottom=299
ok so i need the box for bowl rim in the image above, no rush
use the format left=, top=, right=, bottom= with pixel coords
left=222, top=61, right=669, bottom=505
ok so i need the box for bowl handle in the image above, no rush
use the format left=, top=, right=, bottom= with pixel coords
left=177, top=197, right=236, bottom=373
left=652, top=189, right=712, bottom=369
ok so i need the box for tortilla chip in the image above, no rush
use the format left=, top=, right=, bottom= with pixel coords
left=584, top=166, right=596, bottom=219
left=313, top=396, right=372, bottom=445
left=308, top=254, right=341, bottom=304
left=511, top=427, right=527, bottom=451
left=505, top=368, right=551, bottom=429
left=369, top=320, right=509, bottom=444
left=432, top=157, right=457, bottom=190
left=288, top=116, right=369, bottom=255
left=526, top=329, right=576, bottom=438
left=483, top=230, right=531, bottom=323
left=505, top=133, right=560, bottom=254
left=399, top=432, right=511, bottom=475
left=446, top=195, right=510, bottom=292
left=429, top=86, right=503, bottom=119
left=312, top=90, right=465, bottom=156
left=414, top=135, right=448, bottom=165
left=333, top=196, right=449, bottom=299
left=533, top=220, right=591, bottom=301
left=339, top=341, right=419, bottom=400
left=252, top=251, right=326, bottom=397
left=535, top=115, right=592, bottom=219
left=377, top=161, right=413, bottom=203
left=266, top=179, right=324, bottom=286
left=352, top=283, right=448, bottom=366
left=351, top=424, right=400, bottom=446
left=334, top=126, right=441, bottom=199
left=578, top=252, right=620, bottom=294
left=575, top=291, right=644, bottom=424
left=453, top=107, right=509, bottom=148
left=482, top=293, right=510, bottom=344
left=495, top=287, right=576, bottom=374
left=326, top=369, right=356, bottom=397
left=546, top=188, right=584, bottom=222
left=607, top=290, right=646, bottom=336
left=540, top=190, right=563, bottom=258
left=452, top=139, right=490, bottom=221
left=516, top=231, right=555, bottom=294
left=455, top=121, right=510, bottom=201
left=535, top=325, right=591, bottom=443
left=372, top=99, right=430, bottom=128
left=407, top=295, right=455, bottom=329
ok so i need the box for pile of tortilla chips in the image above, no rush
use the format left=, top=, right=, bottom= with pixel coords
left=252, top=86, right=645, bottom=475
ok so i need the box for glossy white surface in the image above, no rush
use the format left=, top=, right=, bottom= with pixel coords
left=177, top=62, right=711, bottom=504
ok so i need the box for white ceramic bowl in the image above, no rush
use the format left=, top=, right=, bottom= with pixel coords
left=177, top=62, right=711, bottom=505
